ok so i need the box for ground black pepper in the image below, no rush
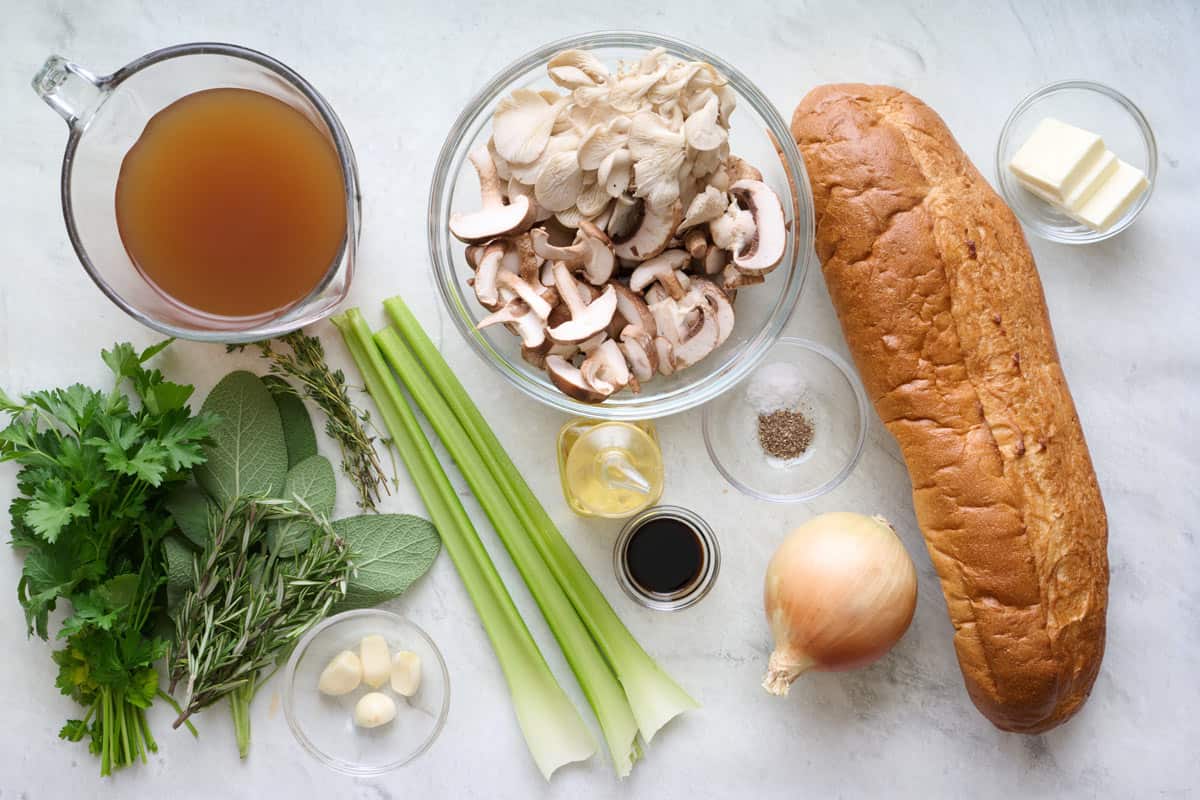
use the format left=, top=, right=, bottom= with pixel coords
left=757, top=409, right=814, bottom=459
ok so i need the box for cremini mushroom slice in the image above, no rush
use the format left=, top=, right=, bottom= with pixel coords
left=678, top=185, right=728, bottom=231
left=535, top=150, right=585, bottom=212
left=688, top=278, right=735, bottom=346
left=531, top=224, right=615, bottom=285
left=722, top=262, right=766, bottom=292
left=465, top=244, right=486, bottom=270
left=668, top=302, right=719, bottom=367
left=728, top=179, right=786, bottom=274
left=683, top=93, right=727, bottom=152
left=546, top=355, right=610, bottom=403
left=628, top=112, right=686, bottom=211
left=629, top=249, right=691, bottom=295
left=612, top=199, right=682, bottom=261
left=477, top=299, right=548, bottom=349
left=493, top=89, right=565, bottom=166
left=705, top=244, right=730, bottom=275
left=684, top=228, right=708, bottom=260
left=547, top=263, right=619, bottom=343
left=577, top=331, right=608, bottom=355
left=580, top=339, right=631, bottom=397
left=654, top=336, right=676, bottom=376
left=506, top=178, right=552, bottom=224
left=449, top=146, right=537, bottom=244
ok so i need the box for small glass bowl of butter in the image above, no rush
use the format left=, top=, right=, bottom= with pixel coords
left=996, top=80, right=1156, bottom=244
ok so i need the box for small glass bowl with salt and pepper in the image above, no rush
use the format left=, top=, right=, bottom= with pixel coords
left=701, top=338, right=869, bottom=503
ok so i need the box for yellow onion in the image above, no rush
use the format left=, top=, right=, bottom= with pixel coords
left=762, top=512, right=917, bottom=695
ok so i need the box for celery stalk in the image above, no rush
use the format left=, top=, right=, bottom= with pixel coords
left=374, top=328, right=641, bottom=776
left=331, top=310, right=595, bottom=780
left=383, top=296, right=698, bottom=743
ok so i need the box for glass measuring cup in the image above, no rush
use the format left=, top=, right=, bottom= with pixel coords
left=32, top=43, right=361, bottom=342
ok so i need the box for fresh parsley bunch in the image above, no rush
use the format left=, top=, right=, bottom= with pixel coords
left=0, top=341, right=217, bottom=775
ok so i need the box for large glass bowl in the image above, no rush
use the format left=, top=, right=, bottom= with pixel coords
left=428, top=31, right=814, bottom=420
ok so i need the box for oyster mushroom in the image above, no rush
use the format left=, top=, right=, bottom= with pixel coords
left=728, top=179, right=786, bottom=274
left=677, top=185, right=728, bottom=231
left=548, top=49, right=609, bottom=88
left=580, top=339, right=630, bottom=397
left=535, top=150, right=585, bottom=212
left=547, top=263, right=618, bottom=343
left=683, top=94, right=727, bottom=152
left=546, top=356, right=611, bottom=403
left=628, top=112, right=686, bottom=211
left=598, top=149, right=633, bottom=197
left=450, top=146, right=537, bottom=244
left=493, top=88, right=564, bottom=165
left=612, top=199, right=682, bottom=261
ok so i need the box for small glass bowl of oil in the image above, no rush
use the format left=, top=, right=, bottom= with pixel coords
left=556, top=420, right=664, bottom=519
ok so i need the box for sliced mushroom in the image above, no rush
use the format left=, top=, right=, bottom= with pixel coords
left=654, top=336, right=676, bottom=376
left=547, top=264, right=618, bottom=343
left=619, top=325, right=658, bottom=384
left=684, top=228, right=708, bottom=260
left=611, top=283, right=657, bottom=336
left=473, top=242, right=511, bottom=311
left=709, top=199, right=756, bottom=256
left=728, top=180, right=786, bottom=274
left=725, top=154, right=763, bottom=183
left=577, top=331, right=608, bottom=355
left=644, top=283, right=670, bottom=306
left=612, top=199, right=682, bottom=261
left=704, top=245, right=729, bottom=275
left=722, top=263, right=765, bottom=291
left=580, top=339, right=630, bottom=397
left=497, top=272, right=553, bottom=320
left=650, top=295, right=719, bottom=368
left=531, top=224, right=615, bottom=285
left=671, top=305, right=719, bottom=367
left=477, top=300, right=547, bottom=349
left=688, top=278, right=735, bottom=346
left=546, top=356, right=610, bottom=403
left=629, top=249, right=691, bottom=299
left=465, top=244, right=486, bottom=270
left=450, top=146, right=537, bottom=243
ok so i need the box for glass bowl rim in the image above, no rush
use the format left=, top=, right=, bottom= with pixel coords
left=427, top=29, right=813, bottom=421
left=994, top=78, right=1157, bottom=245
left=281, top=608, right=451, bottom=776
left=701, top=336, right=869, bottom=503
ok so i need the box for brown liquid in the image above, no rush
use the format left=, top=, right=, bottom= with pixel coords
left=625, top=516, right=704, bottom=595
left=115, top=88, right=346, bottom=318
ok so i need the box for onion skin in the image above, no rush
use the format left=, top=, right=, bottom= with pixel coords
left=763, top=512, right=917, bottom=696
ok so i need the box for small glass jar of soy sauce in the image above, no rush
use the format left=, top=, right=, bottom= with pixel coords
left=614, top=506, right=720, bottom=611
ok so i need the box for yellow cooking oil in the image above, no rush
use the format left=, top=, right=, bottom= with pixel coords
left=557, top=419, right=664, bottom=519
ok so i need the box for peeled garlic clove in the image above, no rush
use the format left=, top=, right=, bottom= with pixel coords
left=317, top=650, right=362, bottom=696
left=354, top=692, right=397, bottom=729
left=360, top=634, right=391, bottom=688
left=390, top=651, right=422, bottom=697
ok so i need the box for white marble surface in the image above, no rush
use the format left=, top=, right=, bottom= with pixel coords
left=2, top=1, right=1198, bottom=797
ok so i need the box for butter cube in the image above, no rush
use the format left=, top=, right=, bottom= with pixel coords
left=1009, top=118, right=1105, bottom=201
left=1069, top=159, right=1149, bottom=231
left=1062, top=149, right=1118, bottom=211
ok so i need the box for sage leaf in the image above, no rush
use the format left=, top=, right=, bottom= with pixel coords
left=165, top=483, right=215, bottom=548
left=268, top=455, right=337, bottom=558
left=263, top=375, right=318, bottom=468
left=334, top=514, right=441, bottom=610
left=195, top=371, right=288, bottom=507
left=164, top=535, right=194, bottom=612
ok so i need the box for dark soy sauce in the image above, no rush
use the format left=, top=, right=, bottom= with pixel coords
left=624, top=515, right=704, bottom=595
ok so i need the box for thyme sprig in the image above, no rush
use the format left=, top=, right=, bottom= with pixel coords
left=231, top=331, right=389, bottom=510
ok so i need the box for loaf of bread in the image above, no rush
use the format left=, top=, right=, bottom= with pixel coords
left=791, top=85, right=1108, bottom=733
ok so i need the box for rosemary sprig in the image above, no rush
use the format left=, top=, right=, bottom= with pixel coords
left=231, top=331, right=389, bottom=510
left=167, top=496, right=352, bottom=739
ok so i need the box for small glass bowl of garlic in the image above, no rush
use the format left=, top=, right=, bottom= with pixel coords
left=282, top=609, right=450, bottom=775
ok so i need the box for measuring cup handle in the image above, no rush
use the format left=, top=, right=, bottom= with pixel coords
left=33, top=56, right=107, bottom=128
